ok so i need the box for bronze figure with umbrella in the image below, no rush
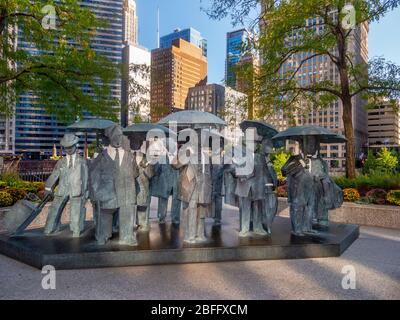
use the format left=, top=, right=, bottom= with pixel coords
left=273, top=125, right=345, bottom=235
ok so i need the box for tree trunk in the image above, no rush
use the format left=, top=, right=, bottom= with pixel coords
left=336, top=21, right=356, bottom=179
left=342, top=95, right=356, bottom=179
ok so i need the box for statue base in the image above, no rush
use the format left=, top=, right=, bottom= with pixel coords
left=0, top=215, right=359, bottom=270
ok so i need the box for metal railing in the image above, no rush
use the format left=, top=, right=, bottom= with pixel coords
left=17, top=160, right=57, bottom=182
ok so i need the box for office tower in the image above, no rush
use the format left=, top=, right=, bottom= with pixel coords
left=121, top=44, right=151, bottom=125
left=123, top=0, right=138, bottom=45
left=14, top=0, right=124, bottom=158
left=0, top=23, right=16, bottom=155
left=368, top=100, right=400, bottom=147
left=263, top=16, right=369, bottom=169
left=186, top=84, right=247, bottom=138
left=226, top=29, right=248, bottom=89
left=150, top=38, right=208, bottom=122
left=121, top=0, right=150, bottom=125
left=0, top=116, right=14, bottom=155
left=235, top=52, right=260, bottom=120
left=160, top=28, right=207, bottom=57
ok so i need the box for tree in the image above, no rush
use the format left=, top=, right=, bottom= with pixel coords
left=123, top=63, right=151, bottom=124
left=205, top=0, right=400, bottom=178
left=0, top=0, right=119, bottom=121
left=376, top=147, right=398, bottom=173
left=363, top=147, right=398, bottom=174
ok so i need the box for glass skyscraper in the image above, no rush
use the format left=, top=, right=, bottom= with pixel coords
left=14, top=0, right=124, bottom=157
left=226, top=29, right=248, bottom=89
left=160, top=28, right=207, bottom=57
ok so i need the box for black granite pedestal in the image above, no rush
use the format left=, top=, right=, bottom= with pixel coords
left=0, top=215, right=359, bottom=270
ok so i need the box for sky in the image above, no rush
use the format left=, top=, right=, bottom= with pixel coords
left=136, top=0, right=400, bottom=84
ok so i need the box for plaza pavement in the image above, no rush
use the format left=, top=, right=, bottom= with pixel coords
left=0, top=200, right=399, bottom=300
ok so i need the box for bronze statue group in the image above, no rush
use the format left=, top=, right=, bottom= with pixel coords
left=42, top=121, right=343, bottom=246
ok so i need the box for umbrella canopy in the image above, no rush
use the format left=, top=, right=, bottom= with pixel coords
left=158, top=110, right=226, bottom=128
left=272, top=125, right=347, bottom=144
left=179, top=128, right=228, bottom=142
left=67, top=119, right=116, bottom=132
left=239, top=120, right=279, bottom=139
left=240, top=120, right=284, bottom=148
left=123, top=123, right=175, bottom=136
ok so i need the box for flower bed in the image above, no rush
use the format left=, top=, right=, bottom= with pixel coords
left=333, top=173, right=400, bottom=206
left=0, top=174, right=45, bottom=207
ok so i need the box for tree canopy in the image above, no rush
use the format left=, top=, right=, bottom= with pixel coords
left=0, top=0, right=120, bottom=122
left=205, top=0, right=400, bottom=178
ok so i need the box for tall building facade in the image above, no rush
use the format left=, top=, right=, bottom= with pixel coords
left=264, top=17, right=369, bottom=169
left=121, top=44, right=151, bottom=125
left=367, top=101, right=400, bottom=147
left=123, top=0, right=138, bottom=45
left=186, top=84, right=247, bottom=139
left=160, top=28, right=207, bottom=57
left=226, top=29, right=248, bottom=89
left=151, top=38, right=208, bottom=122
left=0, top=116, right=14, bottom=155
left=14, top=0, right=124, bottom=157
left=121, top=0, right=151, bottom=125
left=0, top=23, right=16, bottom=155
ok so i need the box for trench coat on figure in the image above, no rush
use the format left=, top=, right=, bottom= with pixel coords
left=44, top=152, right=88, bottom=237
left=151, top=159, right=181, bottom=224
left=282, top=154, right=315, bottom=236
left=307, top=155, right=342, bottom=226
left=89, top=148, right=139, bottom=245
left=234, top=151, right=273, bottom=236
left=136, top=151, right=155, bottom=231
left=172, top=152, right=212, bottom=244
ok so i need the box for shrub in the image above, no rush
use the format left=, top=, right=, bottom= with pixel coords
left=271, top=150, right=291, bottom=181
left=363, top=148, right=399, bottom=175
left=0, top=181, right=7, bottom=189
left=365, top=188, right=387, bottom=205
left=0, top=173, right=24, bottom=188
left=32, top=182, right=45, bottom=192
left=20, top=181, right=40, bottom=194
left=0, top=191, right=14, bottom=207
left=386, top=190, right=400, bottom=206
left=362, top=151, right=377, bottom=175
left=333, top=173, right=400, bottom=193
left=343, top=188, right=360, bottom=202
left=376, top=148, right=399, bottom=173
left=4, top=187, right=27, bottom=204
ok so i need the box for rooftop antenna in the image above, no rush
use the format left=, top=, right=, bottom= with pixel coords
left=157, top=7, right=160, bottom=48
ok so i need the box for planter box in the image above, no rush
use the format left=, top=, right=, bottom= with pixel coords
left=277, top=197, right=400, bottom=229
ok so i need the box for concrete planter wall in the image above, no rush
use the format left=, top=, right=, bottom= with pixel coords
left=277, top=197, right=400, bottom=229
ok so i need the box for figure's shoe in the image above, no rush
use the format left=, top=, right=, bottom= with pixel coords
left=183, top=237, right=197, bottom=244
left=238, top=230, right=251, bottom=237
left=317, top=220, right=329, bottom=227
left=195, top=235, right=208, bottom=243
left=96, top=238, right=107, bottom=245
left=119, top=237, right=138, bottom=246
left=291, top=231, right=305, bottom=237
left=303, top=229, right=318, bottom=235
left=253, top=228, right=269, bottom=236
